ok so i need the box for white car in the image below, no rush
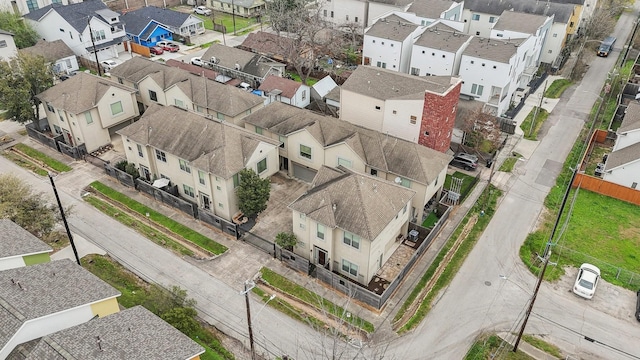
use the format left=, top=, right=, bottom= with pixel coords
left=100, top=59, right=118, bottom=72
left=190, top=56, right=204, bottom=67
left=573, top=263, right=601, bottom=299
left=194, top=6, right=212, bottom=15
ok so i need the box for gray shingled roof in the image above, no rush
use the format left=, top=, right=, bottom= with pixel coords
left=120, top=6, right=192, bottom=35
left=24, top=0, right=120, bottom=33
left=341, top=65, right=456, bottom=100
left=605, top=141, right=640, bottom=170
left=289, top=166, right=415, bottom=239
left=0, top=259, right=120, bottom=350
left=407, top=0, right=456, bottom=18
left=22, top=306, right=204, bottom=360
left=463, top=0, right=573, bottom=23
left=36, top=72, right=135, bottom=115
left=202, top=43, right=282, bottom=79
left=19, top=40, right=75, bottom=63
left=369, top=0, right=413, bottom=7
left=325, top=86, right=341, bottom=102
left=414, top=25, right=471, bottom=51
left=240, top=31, right=294, bottom=61
left=242, top=102, right=452, bottom=184
left=462, top=37, right=522, bottom=63
left=110, top=57, right=263, bottom=117
left=365, top=14, right=419, bottom=42
left=493, top=10, right=551, bottom=35
left=117, top=104, right=279, bottom=178
left=618, top=102, right=640, bottom=134
left=0, top=220, right=52, bottom=259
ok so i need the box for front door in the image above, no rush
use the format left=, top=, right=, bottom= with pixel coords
left=140, top=165, right=151, bottom=181
left=314, top=245, right=327, bottom=266
left=200, top=192, right=211, bottom=210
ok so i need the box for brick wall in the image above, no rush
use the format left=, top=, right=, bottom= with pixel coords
left=418, top=80, right=461, bottom=153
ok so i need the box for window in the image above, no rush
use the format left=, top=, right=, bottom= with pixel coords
left=279, top=135, right=286, bottom=148
left=110, top=101, right=123, bottom=116
left=370, top=168, right=377, bottom=176
left=217, top=113, right=225, bottom=120
left=300, top=144, right=312, bottom=159
left=26, top=0, right=38, bottom=11
left=58, top=110, right=64, bottom=122
left=183, top=184, right=195, bottom=197
left=343, top=232, right=360, bottom=249
left=400, top=177, right=411, bottom=188
left=346, top=15, right=349, bottom=21
left=476, top=31, right=480, bottom=36
left=403, top=204, right=407, bottom=214
left=233, top=173, right=240, bottom=188
left=471, top=84, right=484, bottom=96
left=137, top=144, right=143, bottom=157
left=198, top=170, right=206, bottom=185
left=410, top=115, right=417, bottom=124
left=179, top=159, right=191, bottom=173
left=53, top=125, right=61, bottom=134
left=553, top=33, right=558, bottom=38
left=174, top=99, right=185, bottom=108
left=255, top=126, right=263, bottom=135
left=375, top=105, right=381, bottom=110
left=257, top=158, right=267, bottom=174
left=472, top=14, right=480, bottom=21
left=337, top=157, right=352, bottom=168
left=302, top=90, right=306, bottom=100
left=216, top=185, right=221, bottom=190
left=317, top=224, right=325, bottom=239
left=489, top=16, right=496, bottom=23
left=410, top=67, right=419, bottom=76
left=300, top=213, right=306, bottom=220
left=341, top=259, right=358, bottom=277
left=496, top=33, right=503, bottom=37
left=330, top=11, right=334, bottom=18
left=149, top=90, right=158, bottom=102
left=195, top=105, right=204, bottom=113
left=632, top=182, right=638, bottom=189
left=0, top=40, right=6, bottom=48
left=155, top=149, right=166, bottom=162
left=548, top=50, right=553, bottom=54
left=355, top=17, right=358, bottom=22
left=376, top=61, right=386, bottom=69
left=299, top=223, right=305, bottom=229
left=392, top=110, right=397, bottom=114
left=323, top=10, right=327, bottom=17
left=92, top=30, right=106, bottom=41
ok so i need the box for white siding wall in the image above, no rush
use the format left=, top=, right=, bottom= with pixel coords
left=339, top=89, right=385, bottom=131
left=381, top=98, right=423, bottom=143
left=410, top=45, right=457, bottom=76
left=613, top=131, right=640, bottom=151
left=0, top=256, right=26, bottom=271
left=603, top=162, right=640, bottom=189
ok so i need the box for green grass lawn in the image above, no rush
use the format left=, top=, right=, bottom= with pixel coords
left=287, top=71, right=319, bottom=86
left=195, top=12, right=256, bottom=33
left=522, top=335, right=562, bottom=358
left=544, top=79, right=572, bottom=98
left=89, top=181, right=228, bottom=255
left=13, top=143, right=72, bottom=172
left=520, top=107, right=549, bottom=140
left=465, top=334, right=533, bottom=360
left=2, top=150, right=48, bottom=176
left=499, top=152, right=523, bottom=173
left=521, top=189, right=640, bottom=289
left=444, top=171, right=478, bottom=201
left=421, top=211, right=439, bottom=228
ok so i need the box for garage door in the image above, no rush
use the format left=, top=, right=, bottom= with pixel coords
left=292, top=162, right=317, bottom=183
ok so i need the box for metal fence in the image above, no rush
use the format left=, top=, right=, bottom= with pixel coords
left=105, top=164, right=136, bottom=188
left=198, top=208, right=238, bottom=238
left=85, top=153, right=110, bottom=168
left=25, top=124, right=62, bottom=152
left=241, top=230, right=276, bottom=257
left=277, top=248, right=309, bottom=274
left=135, top=179, right=198, bottom=218
left=58, top=141, right=86, bottom=160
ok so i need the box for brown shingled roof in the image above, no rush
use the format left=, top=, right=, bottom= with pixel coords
left=258, top=75, right=303, bottom=98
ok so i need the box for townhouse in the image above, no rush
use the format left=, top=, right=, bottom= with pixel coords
left=258, top=75, right=311, bottom=108
left=362, top=14, right=422, bottom=73
left=109, top=57, right=264, bottom=126
left=410, top=24, right=473, bottom=76
left=0, top=259, right=121, bottom=358
left=405, top=0, right=463, bottom=26
left=242, top=102, right=452, bottom=223
left=117, top=104, right=280, bottom=221
left=339, top=66, right=462, bottom=153
left=0, top=219, right=52, bottom=271
left=37, top=72, right=139, bottom=153
left=319, top=0, right=412, bottom=31
left=289, top=166, right=415, bottom=286
left=20, top=39, right=79, bottom=75
left=24, top=0, right=126, bottom=61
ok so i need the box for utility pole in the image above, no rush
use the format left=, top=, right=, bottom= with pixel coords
left=243, top=280, right=256, bottom=360
left=87, top=17, right=102, bottom=77
left=231, top=0, right=237, bottom=35
left=513, top=250, right=550, bottom=352
left=529, top=80, right=548, bottom=138
left=49, top=173, right=81, bottom=266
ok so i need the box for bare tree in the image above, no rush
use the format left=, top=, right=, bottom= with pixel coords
left=458, top=107, right=502, bottom=155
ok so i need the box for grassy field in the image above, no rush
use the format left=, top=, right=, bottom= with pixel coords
left=13, top=143, right=72, bottom=172
left=2, top=150, right=48, bottom=176
left=499, top=153, right=522, bottom=173
left=194, top=12, right=256, bottom=33
left=421, top=211, right=439, bottom=228
left=464, top=334, right=533, bottom=360
left=520, top=107, right=549, bottom=140
left=522, top=335, right=562, bottom=358
left=544, top=79, right=572, bottom=99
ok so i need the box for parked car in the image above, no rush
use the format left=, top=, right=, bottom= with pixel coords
left=449, top=153, right=479, bottom=171
left=100, top=59, right=118, bottom=72
left=597, top=36, right=616, bottom=57
left=573, top=263, right=601, bottom=299
left=149, top=46, right=164, bottom=55
left=194, top=6, right=212, bottom=15
left=636, top=289, right=640, bottom=322
left=190, top=56, right=204, bottom=67
left=156, top=41, right=179, bottom=52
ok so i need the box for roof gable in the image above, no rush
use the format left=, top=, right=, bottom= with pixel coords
left=258, top=75, right=303, bottom=98
left=605, top=141, right=640, bottom=170
left=120, top=6, right=192, bottom=31
left=19, top=40, right=75, bottom=63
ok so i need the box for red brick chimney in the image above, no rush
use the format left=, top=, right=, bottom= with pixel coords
left=419, top=79, right=462, bottom=153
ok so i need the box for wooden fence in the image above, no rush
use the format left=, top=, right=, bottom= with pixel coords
left=572, top=174, right=640, bottom=205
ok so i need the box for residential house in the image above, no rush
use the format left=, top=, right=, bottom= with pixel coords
left=210, top=0, right=266, bottom=18
left=405, top=0, right=463, bottom=26
left=239, top=31, right=296, bottom=63
left=311, top=75, right=338, bottom=102
left=24, top=0, right=126, bottom=61
left=548, top=0, right=598, bottom=31
left=319, top=0, right=413, bottom=31
left=20, top=39, right=79, bottom=74
left=258, top=75, right=310, bottom=108
left=459, top=37, right=533, bottom=116
left=202, top=43, right=285, bottom=88
left=0, top=0, right=77, bottom=16
left=0, top=219, right=52, bottom=271
left=18, top=306, right=204, bottom=359
left=120, top=6, right=205, bottom=44
left=489, top=10, right=553, bottom=85
left=409, top=23, right=472, bottom=76
left=340, top=66, right=462, bottom=152
left=37, top=72, right=139, bottom=153
left=289, top=166, right=415, bottom=286
left=117, top=104, right=280, bottom=221
left=109, top=57, right=264, bottom=126
left=603, top=101, right=640, bottom=189
left=0, top=30, right=17, bottom=62
left=242, top=102, right=452, bottom=222
left=362, top=14, right=422, bottom=73
left=0, top=259, right=121, bottom=358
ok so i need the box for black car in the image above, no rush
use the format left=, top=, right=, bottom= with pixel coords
left=450, top=153, right=479, bottom=171
left=635, top=289, right=640, bottom=322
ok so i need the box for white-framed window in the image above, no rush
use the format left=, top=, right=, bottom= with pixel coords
left=343, top=232, right=360, bottom=249
left=323, top=9, right=327, bottom=17
left=46, top=103, right=54, bottom=112
left=300, top=213, right=306, bottom=220
left=410, top=67, right=420, bottom=76
left=174, top=99, right=185, bottom=108
left=553, top=33, right=558, bottom=38
left=472, top=14, right=480, bottom=21
left=0, top=40, right=7, bottom=48
left=341, top=259, right=358, bottom=277
left=233, top=173, right=240, bottom=188
left=149, top=90, right=158, bottom=102
left=218, top=202, right=224, bottom=208
left=337, top=157, right=352, bottom=168
left=279, top=135, right=286, bottom=148
left=302, top=90, right=306, bottom=100
left=400, top=177, right=411, bottom=188
left=92, top=29, right=106, bottom=41
left=85, top=112, right=93, bottom=124
left=471, top=84, right=484, bottom=96
left=376, top=61, right=386, bottom=69
left=110, top=101, right=124, bottom=116
left=137, top=144, right=143, bottom=157
left=183, top=184, right=195, bottom=197
left=155, top=149, right=167, bottom=162
left=300, top=144, right=312, bottom=160
left=179, top=159, right=191, bottom=173
left=410, top=115, right=417, bottom=124
left=257, top=158, right=267, bottom=174
left=198, top=170, right=206, bottom=185
left=489, top=16, right=496, bottom=23
left=255, top=126, right=263, bottom=134
left=217, top=113, right=225, bottom=120
left=317, top=223, right=325, bottom=240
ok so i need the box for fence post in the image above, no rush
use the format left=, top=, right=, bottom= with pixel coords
left=629, top=273, right=634, bottom=285
left=273, top=243, right=276, bottom=259
left=616, top=268, right=621, bottom=280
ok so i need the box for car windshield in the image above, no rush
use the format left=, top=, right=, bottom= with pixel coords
left=578, top=278, right=594, bottom=290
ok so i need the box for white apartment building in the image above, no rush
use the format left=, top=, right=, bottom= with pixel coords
left=362, top=14, right=423, bottom=73
left=410, top=24, right=472, bottom=76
